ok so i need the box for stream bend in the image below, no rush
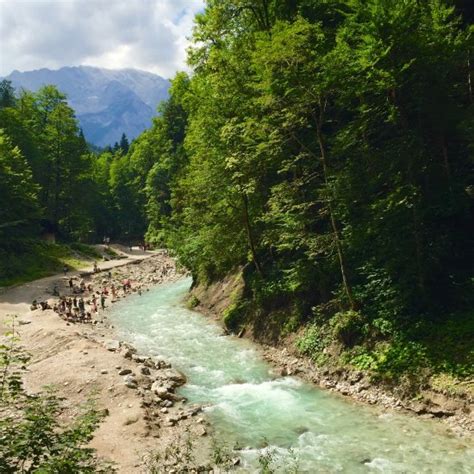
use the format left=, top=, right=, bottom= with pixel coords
left=109, top=278, right=474, bottom=473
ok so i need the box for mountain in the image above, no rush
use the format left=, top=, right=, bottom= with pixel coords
left=4, top=66, right=170, bottom=147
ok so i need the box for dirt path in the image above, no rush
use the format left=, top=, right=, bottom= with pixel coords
left=0, top=247, right=151, bottom=324
left=0, top=251, right=212, bottom=472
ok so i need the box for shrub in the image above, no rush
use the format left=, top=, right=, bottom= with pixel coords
left=186, top=294, right=200, bottom=309
left=329, top=310, right=365, bottom=347
left=222, top=300, right=247, bottom=331
left=0, top=319, right=108, bottom=472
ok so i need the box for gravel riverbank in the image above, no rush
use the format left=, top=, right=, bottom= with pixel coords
left=0, top=252, right=215, bottom=472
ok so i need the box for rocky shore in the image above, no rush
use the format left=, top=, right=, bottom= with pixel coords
left=259, top=344, right=473, bottom=437
left=189, top=275, right=473, bottom=439
left=2, top=251, right=471, bottom=471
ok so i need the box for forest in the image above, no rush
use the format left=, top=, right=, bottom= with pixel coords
left=1, top=0, right=473, bottom=389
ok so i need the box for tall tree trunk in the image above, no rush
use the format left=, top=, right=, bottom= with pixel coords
left=314, top=108, right=356, bottom=310
left=242, top=192, right=263, bottom=278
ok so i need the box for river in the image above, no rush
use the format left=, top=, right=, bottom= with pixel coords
left=108, top=278, right=473, bottom=473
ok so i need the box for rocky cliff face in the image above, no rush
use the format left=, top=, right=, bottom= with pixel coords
left=4, top=66, right=170, bottom=147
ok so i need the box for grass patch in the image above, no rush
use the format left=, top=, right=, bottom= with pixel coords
left=103, top=246, right=119, bottom=258
left=186, top=294, right=200, bottom=309
left=296, top=308, right=474, bottom=393
left=69, top=242, right=102, bottom=259
left=0, top=240, right=100, bottom=287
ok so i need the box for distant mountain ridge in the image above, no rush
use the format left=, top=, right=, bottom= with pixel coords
left=4, top=66, right=170, bottom=147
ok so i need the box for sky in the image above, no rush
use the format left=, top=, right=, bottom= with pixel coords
left=0, top=0, right=205, bottom=78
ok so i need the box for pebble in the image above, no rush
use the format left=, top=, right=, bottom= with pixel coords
left=119, top=368, right=133, bottom=376
left=100, top=369, right=108, bottom=374
left=124, top=375, right=138, bottom=389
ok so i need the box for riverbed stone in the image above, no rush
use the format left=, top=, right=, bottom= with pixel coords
left=119, top=368, right=133, bottom=376
left=151, top=382, right=170, bottom=399
left=140, top=365, right=151, bottom=375
left=124, top=375, right=138, bottom=389
left=157, top=369, right=187, bottom=386
left=104, top=339, right=120, bottom=351
left=153, top=358, right=171, bottom=369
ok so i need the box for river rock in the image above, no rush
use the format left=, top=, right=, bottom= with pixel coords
left=140, top=365, right=151, bottom=375
left=349, top=371, right=364, bottom=385
left=141, top=395, right=153, bottom=407
left=151, top=382, right=170, bottom=399
left=119, top=368, right=133, bottom=376
left=121, top=342, right=137, bottom=358
left=153, top=357, right=171, bottom=369
left=124, top=375, right=138, bottom=389
left=429, top=405, right=455, bottom=417
left=164, top=417, right=176, bottom=427
left=104, top=339, right=120, bottom=351
left=410, top=401, right=428, bottom=414
left=157, top=369, right=187, bottom=386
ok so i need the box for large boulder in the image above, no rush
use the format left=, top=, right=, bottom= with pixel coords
left=157, top=369, right=187, bottom=387
left=151, top=382, right=171, bottom=399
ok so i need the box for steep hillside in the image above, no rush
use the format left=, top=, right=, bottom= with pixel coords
left=4, top=66, right=169, bottom=146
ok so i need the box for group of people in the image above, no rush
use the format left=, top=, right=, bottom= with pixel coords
left=30, top=299, right=52, bottom=311
left=30, top=255, right=176, bottom=324
left=54, top=275, right=114, bottom=322
left=54, top=295, right=93, bottom=322
left=31, top=266, right=134, bottom=324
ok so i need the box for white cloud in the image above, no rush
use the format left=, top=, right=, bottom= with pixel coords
left=0, top=0, right=204, bottom=77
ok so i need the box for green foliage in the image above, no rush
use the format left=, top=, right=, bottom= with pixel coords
left=0, top=241, right=98, bottom=287
left=223, top=299, right=248, bottom=332
left=186, top=294, right=200, bottom=309
left=0, top=320, right=108, bottom=472
left=0, top=83, right=114, bottom=246
left=1, top=0, right=472, bottom=388
left=143, top=434, right=240, bottom=472
left=0, top=130, right=40, bottom=245
left=329, top=310, right=366, bottom=347
left=296, top=318, right=334, bottom=367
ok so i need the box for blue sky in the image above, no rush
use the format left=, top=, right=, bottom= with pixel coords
left=0, top=0, right=204, bottom=77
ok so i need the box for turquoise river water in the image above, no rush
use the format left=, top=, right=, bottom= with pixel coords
left=109, top=278, right=473, bottom=473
